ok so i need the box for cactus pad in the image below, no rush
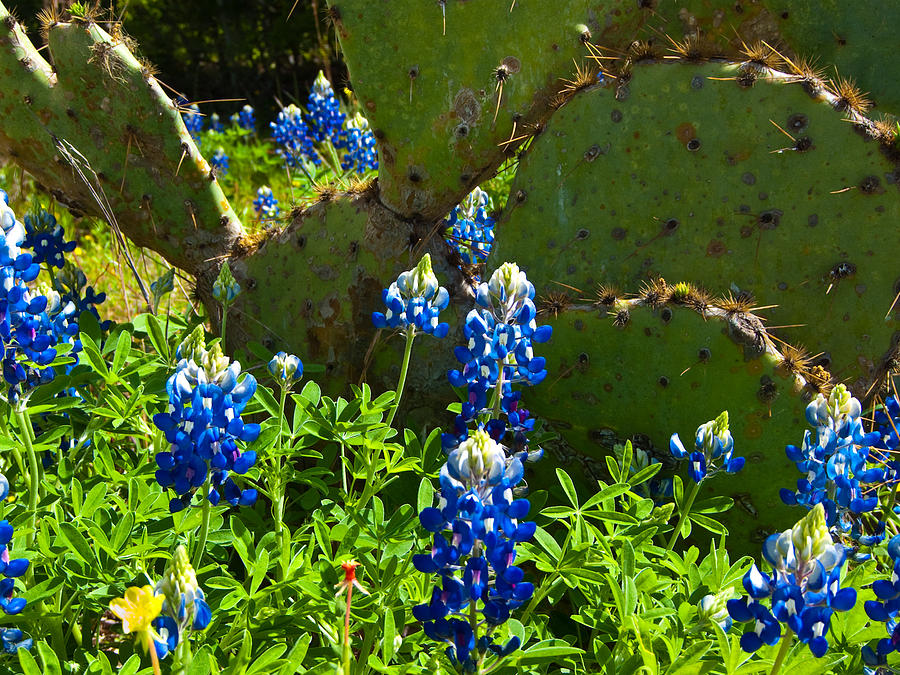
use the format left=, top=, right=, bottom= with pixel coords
left=494, top=61, right=900, bottom=398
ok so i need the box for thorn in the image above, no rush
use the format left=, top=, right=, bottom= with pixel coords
left=886, top=288, right=900, bottom=320
left=510, top=0, right=516, bottom=10
left=769, top=118, right=796, bottom=141
left=830, top=186, right=854, bottom=194
left=493, top=82, right=504, bottom=126
left=175, top=147, right=187, bottom=177
left=287, top=0, right=300, bottom=20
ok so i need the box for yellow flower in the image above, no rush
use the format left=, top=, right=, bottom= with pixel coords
left=110, top=586, right=164, bottom=637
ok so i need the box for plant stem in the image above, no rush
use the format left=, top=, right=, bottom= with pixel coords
left=666, top=479, right=702, bottom=552
left=491, top=364, right=505, bottom=420
left=385, top=327, right=415, bottom=430
left=220, top=300, right=229, bottom=348
left=15, top=408, right=40, bottom=567
left=343, top=582, right=353, bottom=675
left=192, top=474, right=213, bottom=570
left=274, top=385, right=289, bottom=580
left=769, top=629, right=792, bottom=675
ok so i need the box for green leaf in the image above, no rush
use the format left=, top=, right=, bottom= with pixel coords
left=78, top=309, right=102, bottom=344
left=691, top=513, right=728, bottom=536
left=517, top=645, right=584, bottom=665
left=145, top=313, right=170, bottom=361
left=246, top=645, right=286, bottom=673
left=188, top=646, right=215, bottom=675
left=278, top=635, right=312, bottom=675
left=111, top=329, right=132, bottom=375
left=532, top=526, right=562, bottom=560
left=383, top=608, right=397, bottom=663
left=250, top=548, right=270, bottom=597
left=583, top=482, right=630, bottom=508
left=79, top=482, right=108, bottom=520
left=556, top=468, right=579, bottom=508
left=692, top=496, right=735, bottom=514
left=118, top=655, right=142, bottom=675
left=416, top=477, right=434, bottom=513
left=665, top=641, right=711, bottom=675
left=57, top=522, right=96, bottom=568
left=630, top=462, right=662, bottom=486
left=79, top=333, right=108, bottom=377
left=621, top=539, right=635, bottom=578
left=36, top=641, right=61, bottom=675
left=255, top=385, right=281, bottom=418
left=17, top=649, right=42, bottom=675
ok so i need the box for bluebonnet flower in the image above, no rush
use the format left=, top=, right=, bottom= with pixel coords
left=22, top=209, right=76, bottom=269
left=414, top=429, right=532, bottom=669
left=208, top=113, right=223, bottom=134
left=780, top=385, right=882, bottom=538
left=727, top=503, right=855, bottom=657
left=152, top=327, right=260, bottom=512
left=863, top=534, right=900, bottom=667
left=698, top=591, right=734, bottom=632
left=253, top=186, right=279, bottom=221
left=180, top=102, right=204, bottom=141
left=371, top=254, right=450, bottom=338
left=444, top=187, right=495, bottom=266
left=151, top=544, right=211, bottom=659
left=336, top=112, right=378, bottom=173
left=0, top=628, right=31, bottom=654
left=0, top=192, right=81, bottom=402
left=271, top=104, right=319, bottom=168
left=53, top=262, right=110, bottom=332
left=670, top=411, right=744, bottom=483
left=305, top=71, right=345, bottom=143
left=0, top=519, right=28, bottom=616
left=210, top=147, right=229, bottom=177
left=268, top=351, right=303, bottom=388
left=449, top=263, right=552, bottom=422
left=231, top=104, right=255, bottom=131
left=212, top=262, right=240, bottom=304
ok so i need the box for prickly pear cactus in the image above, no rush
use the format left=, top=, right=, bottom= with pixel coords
left=228, top=186, right=463, bottom=405
left=494, top=61, right=900, bottom=399
left=327, top=0, right=645, bottom=220
left=0, top=3, right=240, bottom=272
left=532, top=289, right=817, bottom=552
left=764, top=0, right=900, bottom=116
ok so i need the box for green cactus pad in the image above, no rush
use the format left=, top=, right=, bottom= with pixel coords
left=230, top=188, right=461, bottom=411
left=326, top=0, right=649, bottom=220
left=0, top=5, right=241, bottom=272
left=763, top=0, right=900, bottom=117
left=530, top=297, right=811, bottom=552
left=494, top=61, right=900, bottom=398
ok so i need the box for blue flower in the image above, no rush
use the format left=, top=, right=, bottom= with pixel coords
left=152, top=329, right=259, bottom=511
left=445, top=187, right=495, bottom=267
left=727, top=504, right=854, bottom=657
left=268, top=351, right=303, bottom=388
left=371, top=254, right=449, bottom=337
left=670, top=411, right=743, bottom=483
left=271, top=104, right=319, bottom=168
left=209, top=113, right=223, bottom=134
left=336, top=113, right=378, bottom=173
left=414, top=429, right=532, bottom=669
left=22, top=210, right=76, bottom=269
left=0, top=628, right=31, bottom=654
left=232, top=105, right=255, bottom=131
left=210, top=147, right=229, bottom=177
left=780, top=385, right=883, bottom=541
left=305, top=71, right=345, bottom=144
left=253, top=186, right=279, bottom=221
left=180, top=102, right=204, bottom=141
